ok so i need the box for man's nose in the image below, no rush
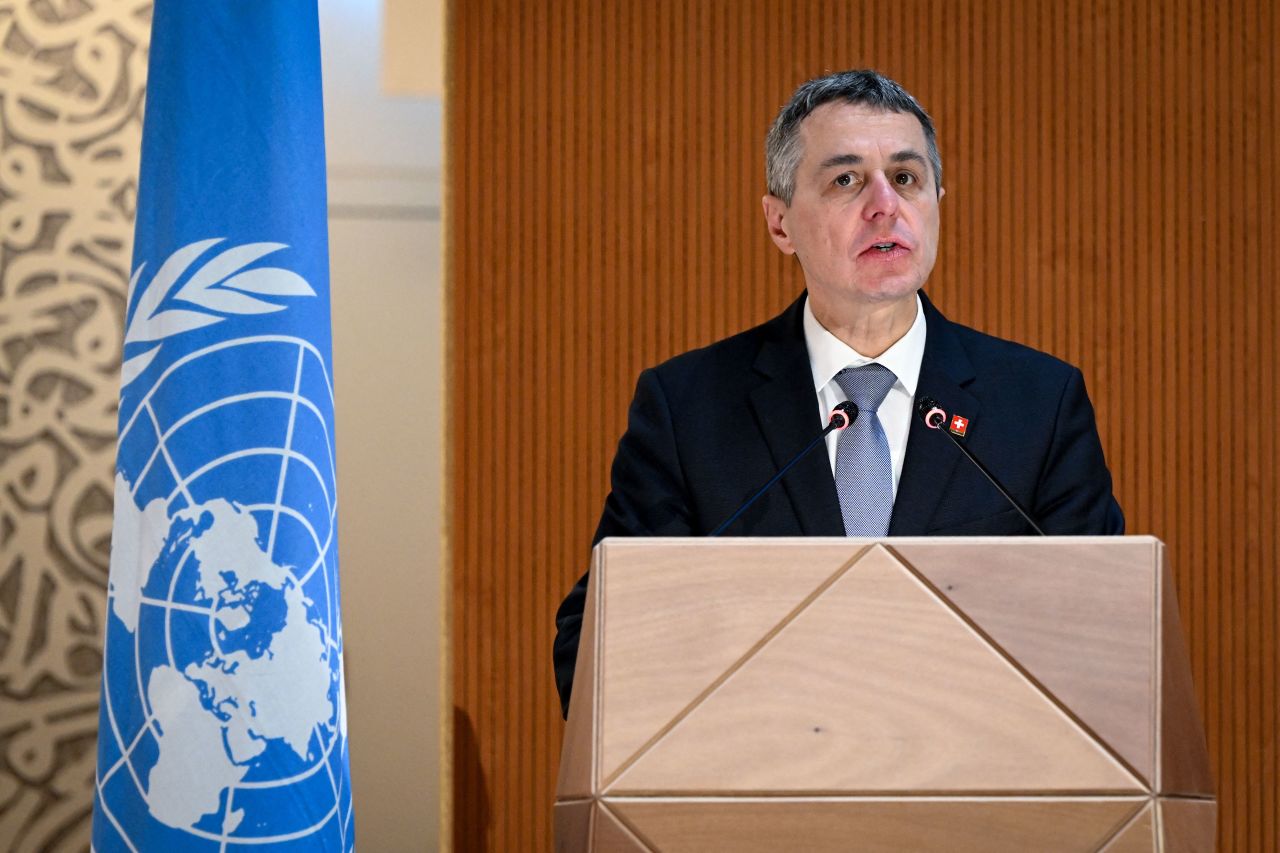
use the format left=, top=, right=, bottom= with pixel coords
left=862, top=172, right=900, bottom=220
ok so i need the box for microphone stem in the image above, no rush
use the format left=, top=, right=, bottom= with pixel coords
left=937, top=427, right=1046, bottom=536
left=710, top=422, right=838, bottom=537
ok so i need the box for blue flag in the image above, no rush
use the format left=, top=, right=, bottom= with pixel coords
left=93, top=3, right=353, bottom=850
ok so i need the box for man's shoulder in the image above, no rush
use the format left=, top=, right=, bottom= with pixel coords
left=929, top=303, right=1079, bottom=392
left=644, top=297, right=799, bottom=385
left=948, top=317, right=1074, bottom=375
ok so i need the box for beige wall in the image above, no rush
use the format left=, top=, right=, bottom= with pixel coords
left=383, top=0, right=445, bottom=97
left=322, top=1, right=445, bottom=850
left=329, top=215, right=443, bottom=852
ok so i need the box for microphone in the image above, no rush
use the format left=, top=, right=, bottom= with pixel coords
left=914, top=396, right=1046, bottom=536
left=829, top=400, right=857, bottom=430
left=709, top=402, right=858, bottom=537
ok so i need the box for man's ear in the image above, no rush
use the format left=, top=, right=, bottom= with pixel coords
left=937, top=185, right=946, bottom=201
left=761, top=194, right=795, bottom=255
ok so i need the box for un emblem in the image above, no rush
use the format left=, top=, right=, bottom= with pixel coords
left=95, top=241, right=352, bottom=849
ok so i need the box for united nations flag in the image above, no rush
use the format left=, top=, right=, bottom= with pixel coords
left=92, top=3, right=353, bottom=850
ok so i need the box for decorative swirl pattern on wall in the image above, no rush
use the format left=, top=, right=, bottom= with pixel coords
left=0, top=2, right=149, bottom=850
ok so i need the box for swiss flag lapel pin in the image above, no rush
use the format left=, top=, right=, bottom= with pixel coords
left=949, top=414, right=969, bottom=437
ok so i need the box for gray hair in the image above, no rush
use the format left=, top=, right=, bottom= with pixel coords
left=765, top=69, right=942, bottom=204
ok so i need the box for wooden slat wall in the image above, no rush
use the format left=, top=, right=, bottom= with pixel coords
left=446, top=1, right=1278, bottom=850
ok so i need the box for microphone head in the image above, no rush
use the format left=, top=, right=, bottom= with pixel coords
left=830, top=400, right=859, bottom=430
left=916, top=395, right=947, bottom=429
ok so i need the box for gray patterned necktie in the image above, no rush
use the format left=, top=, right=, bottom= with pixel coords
left=834, top=364, right=898, bottom=536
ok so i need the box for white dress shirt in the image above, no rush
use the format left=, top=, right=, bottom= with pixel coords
left=803, top=293, right=927, bottom=498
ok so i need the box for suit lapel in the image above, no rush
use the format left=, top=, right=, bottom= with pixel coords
left=748, top=297, right=845, bottom=536
left=889, top=294, right=979, bottom=535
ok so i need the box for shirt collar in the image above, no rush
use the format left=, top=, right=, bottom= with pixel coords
left=803, top=292, right=927, bottom=396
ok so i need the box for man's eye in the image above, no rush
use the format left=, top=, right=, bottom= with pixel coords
left=894, top=172, right=916, bottom=186
left=834, top=173, right=854, bottom=187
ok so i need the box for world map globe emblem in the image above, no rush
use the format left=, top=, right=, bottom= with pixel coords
left=95, top=334, right=353, bottom=851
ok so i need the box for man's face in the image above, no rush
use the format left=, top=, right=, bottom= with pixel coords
left=763, top=102, right=943, bottom=311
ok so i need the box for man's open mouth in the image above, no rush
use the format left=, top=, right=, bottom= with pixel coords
left=860, top=240, right=910, bottom=257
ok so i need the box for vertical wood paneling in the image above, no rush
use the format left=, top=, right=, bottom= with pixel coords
left=447, top=2, right=1279, bottom=849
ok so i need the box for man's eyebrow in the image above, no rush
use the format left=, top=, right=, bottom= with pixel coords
left=818, top=153, right=862, bottom=171
left=891, top=150, right=928, bottom=168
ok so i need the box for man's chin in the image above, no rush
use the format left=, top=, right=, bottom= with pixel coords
left=844, top=279, right=922, bottom=304
left=806, top=272, right=927, bottom=312
left=807, top=283, right=921, bottom=328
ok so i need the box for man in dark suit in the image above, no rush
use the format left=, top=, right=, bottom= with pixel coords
left=553, top=70, right=1123, bottom=717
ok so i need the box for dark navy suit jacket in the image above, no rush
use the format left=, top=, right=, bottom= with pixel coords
left=553, top=291, right=1123, bottom=716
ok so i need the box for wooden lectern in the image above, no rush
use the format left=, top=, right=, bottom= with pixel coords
left=555, top=537, right=1215, bottom=852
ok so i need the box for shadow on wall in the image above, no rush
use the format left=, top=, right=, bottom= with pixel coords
left=451, top=707, right=489, bottom=852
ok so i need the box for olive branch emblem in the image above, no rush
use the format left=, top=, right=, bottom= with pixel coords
left=121, top=238, right=316, bottom=387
